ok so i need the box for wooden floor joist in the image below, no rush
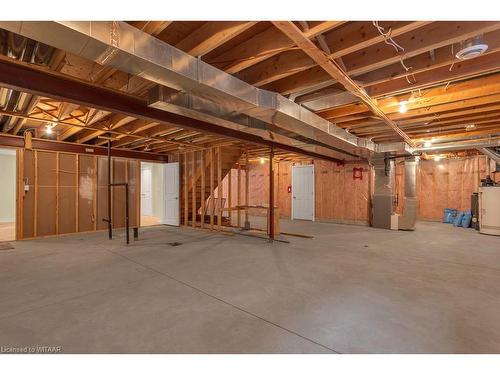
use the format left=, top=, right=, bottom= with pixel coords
left=271, top=21, right=416, bottom=148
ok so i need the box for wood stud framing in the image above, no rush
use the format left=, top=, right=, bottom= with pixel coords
left=217, top=146, right=222, bottom=230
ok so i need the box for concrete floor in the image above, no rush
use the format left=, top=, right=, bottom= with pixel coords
left=0, top=220, right=499, bottom=353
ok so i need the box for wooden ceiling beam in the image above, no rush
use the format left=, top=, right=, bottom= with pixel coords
left=319, top=73, right=500, bottom=120
left=264, top=21, right=500, bottom=96
left=175, top=21, right=257, bottom=57
left=358, top=29, right=500, bottom=88
left=238, top=21, right=429, bottom=87
left=271, top=21, right=415, bottom=146
left=341, top=105, right=500, bottom=134
left=100, top=120, right=160, bottom=147
left=365, top=50, right=500, bottom=97
left=128, top=21, right=173, bottom=36
left=411, top=126, right=500, bottom=142
left=76, top=114, right=136, bottom=144
left=206, top=21, right=344, bottom=74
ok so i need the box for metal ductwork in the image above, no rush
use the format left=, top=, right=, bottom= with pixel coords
left=478, top=147, right=500, bottom=164
left=371, top=156, right=394, bottom=229
left=0, top=21, right=388, bottom=160
left=148, top=86, right=361, bottom=159
left=398, top=157, right=418, bottom=231
left=415, top=137, right=500, bottom=153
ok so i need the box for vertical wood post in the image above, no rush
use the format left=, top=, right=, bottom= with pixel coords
left=210, top=148, right=214, bottom=229
left=217, top=146, right=222, bottom=230
left=75, top=154, right=79, bottom=232
left=55, top=152, right=59, bottom=235
left=237, top=157, right=241, bottom=228
left=184, top=153, right=188, bottom=226
left=34, top=150, right=38, bottom=237
left=107, top=136, right=112, bottom=239
left=191, top=151, right=196, bottom=228
left=269, top=146, right=275, bottom=240
left=93, top=156, right=97, bottom=231
left=228, top=168, right=232, bottom=225
left=200, top=149, right=205, bottom=229
left=244, top=147, right=249, bottom=229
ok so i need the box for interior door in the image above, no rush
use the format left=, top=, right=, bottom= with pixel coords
left=292, top=164, right=315, bottom=221
left=141, top=165, right=153, bottom=216
left=163, top=162, right=180, bottom=226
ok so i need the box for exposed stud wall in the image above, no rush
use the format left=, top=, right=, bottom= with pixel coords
left=18, top=149, right=141, bottom=239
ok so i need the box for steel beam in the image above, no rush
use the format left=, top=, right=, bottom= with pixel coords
left=0, top=56, right=348, bottom=164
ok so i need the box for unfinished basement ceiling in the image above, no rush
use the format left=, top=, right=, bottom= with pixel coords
left=0, top=21, right=499, bottom=159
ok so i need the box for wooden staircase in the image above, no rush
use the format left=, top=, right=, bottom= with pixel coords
left=181, top=146, right=243, bottom=226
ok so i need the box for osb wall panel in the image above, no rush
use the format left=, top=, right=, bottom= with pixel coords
left=58, top=153, right=77, bottom=234
left=417, top=156, right=489, bottom=220
left=78, top=155, right=96, bottom=232
left=36, top=151, right=57, bottom=236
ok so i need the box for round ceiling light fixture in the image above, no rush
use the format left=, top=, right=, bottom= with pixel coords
left=455, top=36, right=488, bottom=60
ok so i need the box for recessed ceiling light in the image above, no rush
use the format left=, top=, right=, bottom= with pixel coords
left=45, top=123, right=55, bottom=135
left=424, top=141, right=432, bottom=148
left=456, top=37, right=488, bottom=60
left=399, top=101, right=408, bottom=113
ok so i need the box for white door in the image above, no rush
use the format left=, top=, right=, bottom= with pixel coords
left=141, top=165, right=153, bottom=216
left=162, top=162, right=180, bottom=226
left=292, top=164, right=315, bottom=221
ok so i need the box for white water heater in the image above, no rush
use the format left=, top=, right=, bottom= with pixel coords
left=479, top=186, right=500, bottom=236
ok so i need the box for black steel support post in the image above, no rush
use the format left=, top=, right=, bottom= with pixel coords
left=109, top=182, right=130, bottom=245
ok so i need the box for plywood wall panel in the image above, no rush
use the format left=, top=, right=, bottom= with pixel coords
left=58, top=153, right=77, bottom=234
left=78, top=155, right=96, bottom=232
left=127, top=160, right=139, bottom=228
left=417, top=156, right=489, bottom=221
left=18, top=150, right=141, bottom=239
left=97, top=157, right=110, bottom=230
left=277, top=162, right=292, bottom=218
left=36, top=151, right=57, bottom=236
left=313, top=160, right=369, bottom=224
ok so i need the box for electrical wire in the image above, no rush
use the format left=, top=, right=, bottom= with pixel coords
left=372, top=21, right=417, bottom=86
